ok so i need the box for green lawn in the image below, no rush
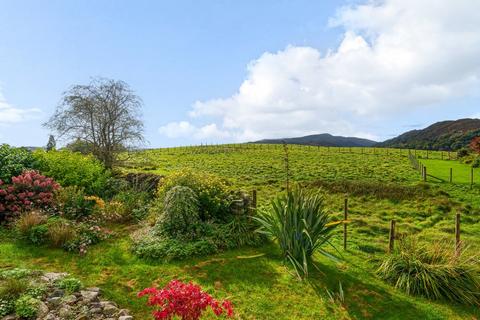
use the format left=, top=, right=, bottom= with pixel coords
left=2, top=145, right=480, bottom=319
left=420, top=159, right=478, bottom=185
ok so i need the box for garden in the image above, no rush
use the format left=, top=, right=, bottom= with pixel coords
left=1, top=142, right=480, bottom=319
left=0, top=78, right=479, bottom=320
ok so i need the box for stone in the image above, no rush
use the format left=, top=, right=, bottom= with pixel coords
left=1, top=316, right=16, bottom=320
left=103, top=304, right=119, bottom=316
left=43, top=314, right=57, bottom=320
left=50, top=289, right=65, bottom=298
left=118, top=316, right=133, bottom=320
left=38, top=301, right=49, bottom=318
left=80, top=290, right=99, bottom=301
left=41, top=272, right=67, bottom=282
left=63, top=294, right=78, bottom=304
left=47, top=296, right=62, bottom=306
left=91, top=307, right=102, bottom=314
left=86, top=287, right=101, bottom=293
left=58, top=306, right=72, bottom=318
left=117, top=309, right=129, bottom=316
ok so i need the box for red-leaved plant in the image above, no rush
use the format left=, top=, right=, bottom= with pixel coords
left=0, top=170, right=59, bottom=220
left=138, top=280, right=234, bottom=320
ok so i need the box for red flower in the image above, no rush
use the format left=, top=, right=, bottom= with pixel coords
left=138, top=280, right=234, bottom=320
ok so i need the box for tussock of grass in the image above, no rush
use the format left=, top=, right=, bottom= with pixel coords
left=377, top=238, right=480, bottom=305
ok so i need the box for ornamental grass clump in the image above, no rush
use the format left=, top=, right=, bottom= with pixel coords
left=377, top=238, right=480, bottom=305
left=255, top=187, right=341, bottom=279
left=138, top=279, right=234, bottom=320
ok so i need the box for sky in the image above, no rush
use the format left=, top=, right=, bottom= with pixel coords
left=1, top=0, right=480, bottom=148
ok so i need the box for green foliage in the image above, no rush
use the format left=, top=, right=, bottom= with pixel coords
left=15, top=295, right=39, bottom=319
left=255, top=187, right=339, bottom=279
left=156, top=169, right=231, bottom=221
left=132, top=236, right=218, bottom=261
left=0, top=299, right=14, bottom=317
left=155, top=186, right=201, bottom=240
left=57, top=277, right=82, bottom=293
left=0, top=144, right=37, bottom=183
left=53, top=186, right=97, bottom=220
left=0, top=278, right=28, bottom=300
left=0, top=268, right=31, bottom=280
left=377, top=238, right=480, bottom=305
left=33, top=149, right=110, bottom=195
left=47, top=218, right=77, bottom=248
left=26, top=224, right=49, bottom=245
left=111, top=190, right=151, bottom=221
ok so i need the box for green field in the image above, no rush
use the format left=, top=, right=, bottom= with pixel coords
left=2, top=145, right=480, bottom=319
left=420, top=158, right=479, bottom=184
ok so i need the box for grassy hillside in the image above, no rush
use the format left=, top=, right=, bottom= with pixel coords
left=2, top=144, right=480, bottom=319
left=378, top=118, right=480, bottom=150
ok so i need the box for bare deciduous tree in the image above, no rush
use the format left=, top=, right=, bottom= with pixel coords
left=44, top=78, right=144, bottom=168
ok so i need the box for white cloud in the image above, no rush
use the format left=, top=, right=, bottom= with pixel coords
left=158, top=121, right=230, bottom=140
left=161, top=0, right=480, bottom=142
left=0, top=90, right=41, bottom=125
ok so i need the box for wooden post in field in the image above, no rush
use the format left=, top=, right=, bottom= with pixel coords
left=448, top=151, right=451, bottom=160
left=441, top=152, right=444, bottom=160
left=423, top=166, right=427, bottom=182
left=343, top=197, right=348, bottom=250
left=249, top=189, right=257, bottom=221
left=455, top=213, right=461, bottom=257
left=426, top=150, right=429, bottom=159
left=449, top=168, right=453, bottom=183
left=471, top=167, right=474, bottom=189
left=389, top=220, right=396, bottom=253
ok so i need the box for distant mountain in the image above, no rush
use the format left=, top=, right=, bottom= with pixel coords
left=378, top=118, right=480, bottom=150
left=252, top=133, right=377, bottom=147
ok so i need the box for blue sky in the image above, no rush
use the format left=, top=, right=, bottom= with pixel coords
left=1, top=0, right=479, bottom=147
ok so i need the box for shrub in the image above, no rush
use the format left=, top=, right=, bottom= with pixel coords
left=255, top=187, right=340, bottom=279
left=132, top=236, right=218, bottom=261
left=15, top=295, right=39, bottom=319
left=0, top=268, right=31, bottom=280
left=0, top=171, right=59, bottom=220
left=0, top=299, right=14, bottom=317
left=156, top=169, right=231, bottom=221
left=0, top=144, right=37, bottom=183
left=57, top=277, right=82, bottom=293
left=155, top=186, right=201, bottom=240
left=63, top=223, right=112, bottom=254
left=138, top=280, right=234, bottom=320
left=15, top=211, right=47, bottom=236
left=377, top=238, right=480, bottom=305
left=106, top=190, right=151, bottom=222
left=47, top=219, right=77, bottom=247
left=0, top=278, right=28, bottom=300
left=53, top=186, right=97, bottom=220
left=33, top=149, right=110, bottom=196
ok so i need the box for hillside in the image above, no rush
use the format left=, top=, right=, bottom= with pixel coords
left=378, top=118, right=480, bottom=150
left=252, top=133, right=377, bottom=147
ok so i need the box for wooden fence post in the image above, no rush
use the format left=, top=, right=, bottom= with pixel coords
left=250, top=189, right=257, bottom=219
left=343, top=197, right=348, bottom=250
left=389, top=220, right=396, bottom=253
left=423, top=166, right=427, bottom=182
left=449, top=168, right=453, bottom=183
left=455, top=213, right=461, bottom=257
left=471, top=167, right=474, bottom=189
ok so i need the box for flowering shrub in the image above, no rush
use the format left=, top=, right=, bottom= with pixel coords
left=0, top=170, right=59, bottom=220
left=156, top=169, right=231, bottom=222
left=63, top=223, right=113, bottom=255
left=138, top=280, right=234, bottom=320
left=33, top=149, right=110, bottom=196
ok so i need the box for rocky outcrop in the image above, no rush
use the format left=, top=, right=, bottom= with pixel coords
left=1, top=271, right=133, bottom=320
